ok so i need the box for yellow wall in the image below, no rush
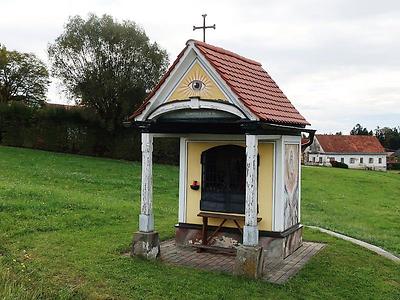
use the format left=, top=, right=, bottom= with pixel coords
left=185, top=141, right=274, bottom=231
left=168, top=61, right=227, bottom=101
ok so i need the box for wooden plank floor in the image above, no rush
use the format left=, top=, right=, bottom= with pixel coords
left=263, top=242, right=325, bottom=284
left=159, top=240, right=325, bottom=284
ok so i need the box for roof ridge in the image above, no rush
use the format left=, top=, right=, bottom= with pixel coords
left=316, top=134, right=376, bottom=137
left=188, top=39, right=262, bottom=66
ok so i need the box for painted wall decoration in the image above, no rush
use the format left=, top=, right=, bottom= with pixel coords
left=284, top=144, right=300, bottom=229
left=168, top=61, right=227, bottom=101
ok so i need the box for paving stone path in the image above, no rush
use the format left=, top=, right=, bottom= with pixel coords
left=160, top=240, right=325, bottom=284
left=160, top=240, right=236, bottom=273
left=307, top=225, right=400, bottom=263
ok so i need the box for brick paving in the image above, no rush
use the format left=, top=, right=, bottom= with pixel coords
left=160, top=240, right=325, bottom=284
left=160, top=240, right=235, bottom=273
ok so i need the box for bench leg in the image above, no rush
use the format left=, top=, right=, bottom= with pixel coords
left=198, top=216, right=208, bottom=252
left=233, top=220, right=243, bottom=235
left=206, top=219, right=227, bottom=244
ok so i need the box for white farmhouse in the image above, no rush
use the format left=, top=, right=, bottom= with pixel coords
left=304, top=134, right=386, bottom=171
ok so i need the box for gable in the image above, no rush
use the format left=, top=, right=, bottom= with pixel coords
left=131, top=43, right=255, bottom=122
left=167, top=61, right=227, bottom=102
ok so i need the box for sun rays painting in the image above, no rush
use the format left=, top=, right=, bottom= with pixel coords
left=167, top=61, right=227, bottom=101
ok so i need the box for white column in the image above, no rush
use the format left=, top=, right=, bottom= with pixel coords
left=139, top=133, right=154, bottom=232
left=178, top=137, right=187, bottom=223
left=274, top=138, right=285, bottom=232
left=243, top=134, right=259, bottom=246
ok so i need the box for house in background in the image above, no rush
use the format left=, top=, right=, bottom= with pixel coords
left=387, top=149, right=400, bottom=163
left=304, top=134, right=386, bottom=171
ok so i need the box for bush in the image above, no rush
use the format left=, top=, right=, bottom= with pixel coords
left=387, top=163, right=400, bottom=170
left=0, top=103, right=179, bottom=164
left=330, top=160, right=349, bottom=169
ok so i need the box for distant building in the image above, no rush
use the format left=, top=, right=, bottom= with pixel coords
left=387, top=149, right=400, bottom=163
left=304, top=135, right=387, bottom=171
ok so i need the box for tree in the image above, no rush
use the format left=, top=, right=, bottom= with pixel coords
left=48, top=14, right=169, bottom=130
left=0, top=44, right=49, bottom=106
left=350, top=124, right=372, bottom=136
left=375, top=126, right=400, bottom=150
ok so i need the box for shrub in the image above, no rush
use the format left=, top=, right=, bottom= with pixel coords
left=0, top=103, right=179, bottom=164
left=387, top=163, right=400, bottom=170
left=330, top=160, right=349, bottom=169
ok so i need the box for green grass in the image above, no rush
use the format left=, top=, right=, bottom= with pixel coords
left=302, top=165, right=400, bottom=256
left=0, top=146, right=399, bottom=299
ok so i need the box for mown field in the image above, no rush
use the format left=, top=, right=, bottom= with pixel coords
left=0, top=146, right=399, bottom=299
left=302, top=166, right=400, bottom=256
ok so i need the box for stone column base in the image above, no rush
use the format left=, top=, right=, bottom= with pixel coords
left=131, top=231, right=160, bottom=260
left=234, top=245, right=264, bottom=279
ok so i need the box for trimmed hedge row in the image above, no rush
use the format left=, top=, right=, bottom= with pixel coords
left=0, top=103, right=179, bottom=164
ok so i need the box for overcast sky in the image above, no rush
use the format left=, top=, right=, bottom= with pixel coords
left=1, top=0, right=399, bottom=133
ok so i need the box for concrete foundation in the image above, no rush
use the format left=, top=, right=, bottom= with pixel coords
left=233, top=245, right=264, bottom=279
left=131, top=231, right=160, bottom=260
left=175, top=223, right=302, bottom=262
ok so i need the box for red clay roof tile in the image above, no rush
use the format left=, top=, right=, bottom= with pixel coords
left=316, top=135, right=385, bottom=153
left=194, top=41, right=309, bottom=126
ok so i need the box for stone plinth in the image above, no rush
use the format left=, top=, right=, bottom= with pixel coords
left=233, top=245, right=264, bottom=279
left=175, top=223, right=303, bottom=260
left=131, top=231, right=160, bottom=260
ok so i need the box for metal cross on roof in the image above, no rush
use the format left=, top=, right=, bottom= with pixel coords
left=193, top=14, right=216, bottom=43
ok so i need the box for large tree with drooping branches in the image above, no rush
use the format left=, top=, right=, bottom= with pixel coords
left=48, top=14, right=169, bottom=130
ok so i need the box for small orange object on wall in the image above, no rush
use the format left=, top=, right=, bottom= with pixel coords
left=190, top=180, right=200, bottom=190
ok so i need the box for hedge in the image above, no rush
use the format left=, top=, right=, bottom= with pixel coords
left=0, top=103, right=179, bottom=164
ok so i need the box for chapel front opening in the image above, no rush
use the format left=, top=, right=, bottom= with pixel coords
left=200, top=145, right=246, bottom=214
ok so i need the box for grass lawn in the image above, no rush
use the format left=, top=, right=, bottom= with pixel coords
left=302, top=165, right=400, bottom=256
left=0, top=146, right=399, bottom=299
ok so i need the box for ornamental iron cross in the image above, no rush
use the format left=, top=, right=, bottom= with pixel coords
left=193, top=14, right=216, bottom=42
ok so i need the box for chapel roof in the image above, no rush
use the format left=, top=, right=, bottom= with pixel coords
left=130, top=40, right=309, bottom=127
left=316, top=134, right=385, bottom=154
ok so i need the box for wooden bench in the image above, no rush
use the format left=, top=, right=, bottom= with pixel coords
left=195, top=212, right=262, bottom=254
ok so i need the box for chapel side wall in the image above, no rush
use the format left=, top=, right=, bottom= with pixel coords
left=185, top=140, right=274, bottom=231
left=282, top=136, right=302, bottom=231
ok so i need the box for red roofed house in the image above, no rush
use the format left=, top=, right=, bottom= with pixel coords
left=305, top=134, right=386, bottom=171
left=127, top=40, right=315, bottom=278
